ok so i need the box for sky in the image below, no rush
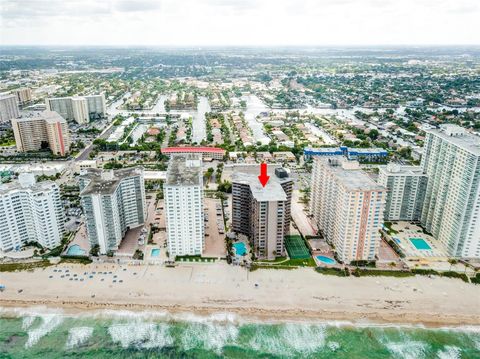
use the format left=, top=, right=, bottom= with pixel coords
left=1, top=0, right=479, bottom=46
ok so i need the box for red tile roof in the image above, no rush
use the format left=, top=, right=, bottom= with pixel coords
left=161, top=146, right=225, bottom=154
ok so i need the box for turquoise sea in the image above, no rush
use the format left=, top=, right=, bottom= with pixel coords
left=0, top=307, right=479, bottom=358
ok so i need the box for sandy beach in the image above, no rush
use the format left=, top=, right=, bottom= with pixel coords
left=1, top=262, right=479, bottom=327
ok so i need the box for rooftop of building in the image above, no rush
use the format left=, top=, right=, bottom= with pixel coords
left=426, top=124, right=480, bottom=156
left=0, top=173, right=57, bottom=195
left=0, top=93, right=16, bottom=100
left=232, top=172, right=288, bottom=202
left=79, top=167, right=143, bottom=196
left=161, top=146, right=225, bottom=154
left=316, top=156, right=386, bottom=192
left=304, top=146, right=388, bottom=155
left=165, top=154, right=203, bottom=186
left=379, top=163, right=426, bottom=176
left=14, top=110, right=66, bottom=123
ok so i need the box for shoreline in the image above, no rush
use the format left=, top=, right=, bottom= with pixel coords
left=1, top=262, right=479, bottom=330
left=1, top=299, right=479, bottom=329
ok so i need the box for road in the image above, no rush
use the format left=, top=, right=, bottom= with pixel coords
left=74, top=119, right=117, bottom=162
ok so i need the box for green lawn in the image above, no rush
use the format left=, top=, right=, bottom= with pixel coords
left=252, top=257, right=315, bottom=269
left=0, top=260, right=52, bottom=272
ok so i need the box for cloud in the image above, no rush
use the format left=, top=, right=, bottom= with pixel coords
left=0, top=0, right=479, bottom=45
left=114, top=0, right=161, bottom=12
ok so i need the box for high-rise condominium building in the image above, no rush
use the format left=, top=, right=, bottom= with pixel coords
left=0, top=93, right=20, bottom=123
left=79, top=168, right=146, bottom=255
left=11, top=111, right=71, bottom=156
left=232, top=168, right=293, bottom=260
left=0, top=173, right=65, bottom=252
left=421, top=124, right=480, bottom=258
left=45, top=94, right=106, bottom=124
left=72, top=97, right=89, bottom=124
left=310, top=157, right=386, bottom=263
left=85, top=94, right=107, bottom=120
left=164, top=154, right=204, bottom=257
left=14, top=88, right=33, bottom=105
left=378, top=163, right=428, bottom=221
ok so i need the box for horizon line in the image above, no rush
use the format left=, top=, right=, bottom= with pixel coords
left=1, top=44, right=480, bottom=48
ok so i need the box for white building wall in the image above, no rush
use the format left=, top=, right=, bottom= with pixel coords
left=0, top=181, right=64, bottom=252
left=165, top=185, right=204, bottom=257
left=421, top=128, right=480, bottom=258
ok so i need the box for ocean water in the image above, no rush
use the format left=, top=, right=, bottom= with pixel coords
left=0, top=307, right=479, bottom=358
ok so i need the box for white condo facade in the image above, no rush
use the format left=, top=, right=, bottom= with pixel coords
left=378, top=163, right=428, bottom=221
left=46, top=93, right=106, bottom=124
left=0, top=173, right=65, bottom=252
left=0, top=93, right=20, bottom=123
left=421, top=124, right=480, bottom=258
left=72, top=97, right=89, bottom=124
left=79, top=168, right=146, bottom=255
left=164, top=154, right=204, bottom=257
left=310, top=157, right=387, bottom=263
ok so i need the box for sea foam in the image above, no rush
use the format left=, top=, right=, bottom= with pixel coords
left=65, top=326, right=94, bottom=349
left=25, top=314, right=63, bottom=348
left=249, top=323, right=326, bottom=357
left=437, top=346, right=461, bottom=359
left=108, top=322, right=173, bottom=349
left=180, top=322, right=239, bottom=354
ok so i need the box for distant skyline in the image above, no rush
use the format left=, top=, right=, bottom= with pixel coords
left=1, top=0, right=479, bottom=46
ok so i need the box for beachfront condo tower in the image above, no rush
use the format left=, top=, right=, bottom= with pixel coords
left=79, top=168, right=146, bottom=255
left=421, top=124, right=480, bottom=258
left=232, top=168, right=293, bottom=260
left=11, top=111, right=71, bottom=156
left=164, top=154, right=205, bottom=258
left=310, top=157, right=387, bottom=263
left=378, top=163, right=428, bottom=221
left=0, top=173, right=65, bottom=252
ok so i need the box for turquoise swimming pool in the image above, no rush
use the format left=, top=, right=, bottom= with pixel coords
left=151, top=248, right=160, bottom=257
left=409, top=238, right=431, bottom=250
left=316, top=255, right=336, bottom=265
left=66, top=245, right=86, bottom=256
left=233, top=242, right=246, bottom=256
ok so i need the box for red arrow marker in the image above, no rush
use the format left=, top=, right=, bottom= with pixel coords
left=258, top=162, right=270, bottom=187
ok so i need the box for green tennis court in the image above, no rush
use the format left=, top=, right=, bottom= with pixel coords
left=285, top=235, right=310, bottom=259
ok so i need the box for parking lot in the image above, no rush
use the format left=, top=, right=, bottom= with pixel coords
left=203, top=197, right=227, bottom=258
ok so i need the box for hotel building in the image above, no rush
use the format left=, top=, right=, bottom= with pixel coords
left=0, top=173, right=65, bottom=252
left=79, top=168, right=146, bottom=255
left=11, top=111, right=71, bottom=156
left=164, top=154, right=204, bottom=257
left=378, top=163, right=428, bottom=221
left=310, top=157, right=386, bottom=263
left=421, top=124, right=480, bottom=258
left=232, top=168, right=293, bottom=260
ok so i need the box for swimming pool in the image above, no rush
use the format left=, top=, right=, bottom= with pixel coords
left=316, top=256, right=336, bottom=265
left=151, top=248, right=160, bottom=257
left=394, top=238, right=401, bottom=244
left=409, top=238, right=432, bottom=250
left=66, top=245, right=86, bottom=256
left=233, top=242, right=246, bottom=256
